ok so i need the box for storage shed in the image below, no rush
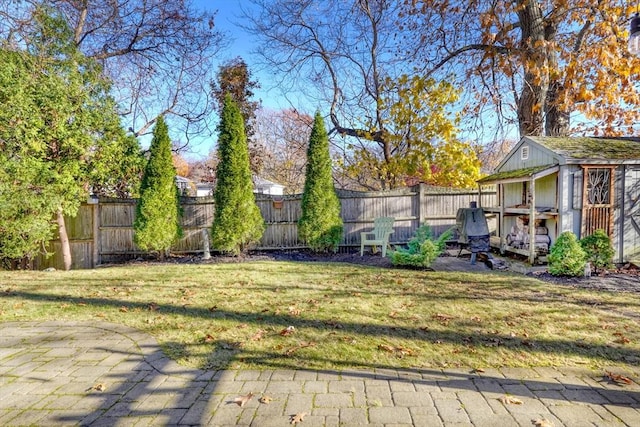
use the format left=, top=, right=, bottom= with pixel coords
left=477, top=136, right=640, bottom=264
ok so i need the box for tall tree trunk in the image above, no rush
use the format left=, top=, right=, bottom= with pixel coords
left=57, top=208, right=72, bottom=271
left=545, top=80, right=570, bottom=136
left=517, top=1, right=549, bottom=137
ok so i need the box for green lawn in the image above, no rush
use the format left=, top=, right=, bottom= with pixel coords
left=1, top=261, right=638, bottom=371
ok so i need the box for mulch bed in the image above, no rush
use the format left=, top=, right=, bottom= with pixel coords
left=118, top=249, right=640, bottom=294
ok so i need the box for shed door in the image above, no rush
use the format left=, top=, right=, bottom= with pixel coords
left=624, top=167, right=640, bottom=262
left=581, top=166, right=615, bottom=237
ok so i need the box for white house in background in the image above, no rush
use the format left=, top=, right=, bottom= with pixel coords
left=192, top=176, right=285, bottom=197
left=175, top=176, right=195, bottom=196
left=196, top=183, right=214, bottom=197
left=253, top=176, right=285, bottom=195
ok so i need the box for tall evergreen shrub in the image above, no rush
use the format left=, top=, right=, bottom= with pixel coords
left=298, top=112, right=343, bottom=252
left=210, top=95, right=265, bottom=254
left=133, top=116, right=182, bottom=258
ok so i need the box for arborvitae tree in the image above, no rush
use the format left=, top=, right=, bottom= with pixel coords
left=210, top=95, right=265, bottom=255
left=298, top=112, right=343, bottom=252
left=134, top=116, right=182, bottom=259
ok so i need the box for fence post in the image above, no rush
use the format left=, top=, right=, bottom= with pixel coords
left=90, top=197, right=100, bottom=268
left=202, top=228, right=211, bottom=260
left=418, top=183, right=426, bottom=227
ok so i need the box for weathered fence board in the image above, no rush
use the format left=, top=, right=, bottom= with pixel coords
left=34, top=184, right=496, bottom=269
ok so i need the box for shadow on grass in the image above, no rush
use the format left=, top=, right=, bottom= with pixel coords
left=3, top=288, right=640, bottom=368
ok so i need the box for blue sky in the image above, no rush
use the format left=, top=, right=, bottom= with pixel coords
left=185, top=1, right=301, bottom=157
left=196, top=0, right=292, bottom=110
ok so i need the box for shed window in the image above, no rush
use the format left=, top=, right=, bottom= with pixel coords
left=521, top=145, right=529, bottom=160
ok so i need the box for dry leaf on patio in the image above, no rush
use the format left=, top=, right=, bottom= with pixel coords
left=92, top=383, right=106, bottom=392
left=604, top=371, right=633, bottom=385
left=259, top=395, right=273, bottom=404
left=472, top=368, right=485, bottom=374
left=290, top=412, right=307, bottom=424
left=499, top=395, right=523, bottom=405
left=233, top=392, right=254, bottom=407
left=531, top=418, right=554, bottom=427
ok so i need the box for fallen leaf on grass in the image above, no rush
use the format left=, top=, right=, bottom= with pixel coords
left=259, top=395, right=273, bottom=404
left=233, top=392, right=254, bottom=407
left=290, top=412, right=307, bottom=424
left=203, top=334, right=215, bottom=343
left=613, top=333, right=631, bottom=344
left=472, top=368, right=485, bottom=374
left=377, top=344, right=416, bottom=358
left=284, top=341, right=316, bottom=356
left=148, top=302, right=159, bottom=311
left=604, top=371, right=633, bottom=385
left=499, top=395, right=523, bottom=405
left=280, top=326, right=296, bottom=336
left=119, top=306, right=128, bottom=313
left=432, top=313, right=454, bottom=324
left=221, top=342, right=243, bottom=350
left=531, top=418, right=554, bottom=427
left=251, top=329, right=266, bottom=341
left=288, top=306, right=301, bottom=316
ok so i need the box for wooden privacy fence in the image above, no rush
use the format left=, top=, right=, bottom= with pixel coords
left=34, top=184, right=496, bottom=269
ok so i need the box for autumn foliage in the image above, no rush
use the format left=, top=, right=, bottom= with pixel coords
left=403, top=1, right=640, bottom=137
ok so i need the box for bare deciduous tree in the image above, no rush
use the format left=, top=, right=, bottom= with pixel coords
left=254, top=108, right=313, bottom=194
left=244, top=0, right=474, bottom=190
left=2, top=0, right=226, bottom=141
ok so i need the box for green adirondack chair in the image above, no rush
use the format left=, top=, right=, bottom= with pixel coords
left=360, top=217, right=395, bottom=257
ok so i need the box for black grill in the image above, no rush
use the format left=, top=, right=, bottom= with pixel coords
left=456, top=207, right=490, bottom=255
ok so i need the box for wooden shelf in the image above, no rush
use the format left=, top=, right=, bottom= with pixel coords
left=481, top=206, right=557, bottom=217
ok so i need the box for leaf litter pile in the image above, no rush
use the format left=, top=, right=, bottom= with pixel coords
left=1, top=261, right=639, bottom=371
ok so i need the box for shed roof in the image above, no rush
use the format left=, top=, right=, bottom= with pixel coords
left=526, top=136, right=640, bottom=161
left=477, top=164, right=558, bottom=185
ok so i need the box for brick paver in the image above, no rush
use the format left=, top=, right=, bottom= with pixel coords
left=1, top=321, right=640, bottom=426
